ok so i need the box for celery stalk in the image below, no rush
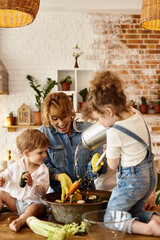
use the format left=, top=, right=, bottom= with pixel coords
left=26, top=216, right=63, bottom=238
left=27, top=216, right=87, bottom=240
left=48, top=229, right=67, bottom=240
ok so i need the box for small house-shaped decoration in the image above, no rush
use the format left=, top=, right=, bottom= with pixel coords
left=17, top=103, right=31, bottom=125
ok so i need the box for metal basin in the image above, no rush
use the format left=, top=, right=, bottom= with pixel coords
left=42, top=189, right=111, bottom=224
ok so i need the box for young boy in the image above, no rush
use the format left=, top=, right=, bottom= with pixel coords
left=0, top=129, right=50, bottom=232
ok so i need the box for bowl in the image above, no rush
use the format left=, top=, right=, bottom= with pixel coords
left=42, top=189, right=111, bottom=224
left=82, top=209, right=131, bottom=240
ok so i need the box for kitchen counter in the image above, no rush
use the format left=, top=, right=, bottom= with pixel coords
left=1, top=208, right=160, bottom=240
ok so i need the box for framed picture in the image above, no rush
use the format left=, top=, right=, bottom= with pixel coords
left=17, top=103, right=31, bottom=125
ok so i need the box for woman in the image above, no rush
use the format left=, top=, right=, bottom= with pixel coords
left=39, top=92, right=106, bottom=201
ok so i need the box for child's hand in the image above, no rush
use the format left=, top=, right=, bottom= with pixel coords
left=23, top=172, right=33, bottom=187
left=0, top=177, right=5, bottom=187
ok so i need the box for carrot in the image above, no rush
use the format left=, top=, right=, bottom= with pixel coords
left=64, top=178, right=82, bottom=202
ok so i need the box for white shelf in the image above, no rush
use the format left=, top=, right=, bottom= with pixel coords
left=56, top=68, right=94, bottom=111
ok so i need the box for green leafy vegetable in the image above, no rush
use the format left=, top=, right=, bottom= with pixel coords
left=27, top=216, right=87, bottom=240
left=19, top=171, right=27, bottom=188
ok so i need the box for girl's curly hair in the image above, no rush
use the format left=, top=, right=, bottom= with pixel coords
left=82, top=71, right=129, bottom=121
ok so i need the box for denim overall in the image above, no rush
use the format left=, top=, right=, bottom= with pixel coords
left=106, top=124, right=156, bottom=234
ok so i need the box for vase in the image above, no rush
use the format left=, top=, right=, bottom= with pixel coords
left=61, top=82, right=71, bottom=91
left=154, top=105, right=160, bottom=114
left=74, top=57, right=79, bottom=68
left=6, top=117, right=16, bottom=126
left=79, top=101, right=86, bottom=110
left=34, top=111, right=42, bottom=126
left=140, top=105, right=148, bottom=114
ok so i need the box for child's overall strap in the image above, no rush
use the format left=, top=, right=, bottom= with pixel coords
left=112, top=125, right=149, bottom=149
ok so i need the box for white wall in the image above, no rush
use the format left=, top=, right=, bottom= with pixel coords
left=0, top=12, right=97, bottom=161
left=40, top=0, right=142, bottom=13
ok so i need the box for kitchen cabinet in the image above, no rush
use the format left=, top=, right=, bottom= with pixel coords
left=56, top=68, right=94, bottom=111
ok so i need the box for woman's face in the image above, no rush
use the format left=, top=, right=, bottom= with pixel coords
left=49, top=114, right=72, bottom=134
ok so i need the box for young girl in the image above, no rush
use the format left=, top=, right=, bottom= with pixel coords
left=0, top=129, right=50, bottom=232
left=82, top=70, right=160, bottom=236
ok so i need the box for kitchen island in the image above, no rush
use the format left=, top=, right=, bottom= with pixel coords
left=1, top=209, right=160, bottom=240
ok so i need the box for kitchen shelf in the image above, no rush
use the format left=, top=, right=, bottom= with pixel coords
left=3, top=125, right=40, bottom=132
left=56, top=68, right=94, bottom=111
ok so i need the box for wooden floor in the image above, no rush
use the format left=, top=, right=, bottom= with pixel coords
left=1, top=209, right=160, bottom=239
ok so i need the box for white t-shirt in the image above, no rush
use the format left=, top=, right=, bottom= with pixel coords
left=106, top=109, right=149, bottom=167
left=0, top=158, right=49, bottom=204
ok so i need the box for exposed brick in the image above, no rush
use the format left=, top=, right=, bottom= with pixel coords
left=141, top=35, right=148, bottom=38
left=0, top=12, right=160, bottom=160
left=139, top=45, right=147, bottom=49
left=131, top=15, right=141, bottom=19
left=125, top=35, right=140, bottom=39
left=149, top=35, right=160, bottom=39
left=128, top=30, right=137, bottom=33
left=135, top=24, right=141, bottom=29
left=128, top=40, right=143, bottom=44
left=144, top=40, right=159, bottom=44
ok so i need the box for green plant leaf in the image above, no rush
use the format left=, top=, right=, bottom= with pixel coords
left=60, top=75, right=72, bottom=83
left=141, top=96, right=147, bottom=105
left=79, top=88, right=89, bottom=101
left=26, top=75, right=57, bottom=112
left=9, top=111, right=13, bottom=117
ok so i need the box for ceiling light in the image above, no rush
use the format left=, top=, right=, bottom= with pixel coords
left=0, top=0, right=40, bottom=28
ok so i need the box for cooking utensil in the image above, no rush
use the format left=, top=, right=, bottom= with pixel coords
left=81, top=122, right=107, bottom=150
left=95, top=152, right=106, bottom=167
left=42, top=190, right=111, bottom=224
left=82, top=209, right=131, bottom=240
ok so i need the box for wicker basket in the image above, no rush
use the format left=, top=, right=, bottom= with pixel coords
left=0, top=0, right=40, bottom=27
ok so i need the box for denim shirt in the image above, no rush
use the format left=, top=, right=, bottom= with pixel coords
left=39, top=120, right=106, bottom=192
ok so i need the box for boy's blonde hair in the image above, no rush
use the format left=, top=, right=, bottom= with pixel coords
left=16, top=129, right=50, bottom=154
left=41, top=92, right=76, bottom=127
left=82, top=70, right=129, bottom=121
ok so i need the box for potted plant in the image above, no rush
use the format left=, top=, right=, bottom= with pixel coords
left=73, top=44, right=83, bottom=68
left=60, top=75, right=72, bottom=91
left=79, top=87, right=89, bottom=110
left=26, top=75, right=57, bottom=125
left=129, top=100, right=137, bottom=109
left=153, top=100, right=160, bottom=114
left=6, top=111, right=16, bottom=126
left=140, top=96, right=149, bottom=114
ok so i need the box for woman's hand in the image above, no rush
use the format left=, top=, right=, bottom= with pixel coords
left=0, top=177, right=5, bottom=187
left=58, top=173, right=72, bottom=201
left=143, top=192, right=155, bottom=210
left=23, top=172, right=33, bottom=187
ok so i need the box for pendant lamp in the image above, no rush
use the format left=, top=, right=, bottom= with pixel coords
left=140, top=0, right=160, bottom=30
left=0, top=0, right=40, bottom=28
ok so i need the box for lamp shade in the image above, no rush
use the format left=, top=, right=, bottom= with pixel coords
left=140, top=0, right=160, bottom=30
left=0, top=0, right=40, bottom=28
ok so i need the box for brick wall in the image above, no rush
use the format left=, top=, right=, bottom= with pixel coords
left=0, top=12, right=160, bottom=165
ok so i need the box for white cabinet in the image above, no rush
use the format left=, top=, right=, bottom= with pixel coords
left=56, top=69, right=94, bottom=111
